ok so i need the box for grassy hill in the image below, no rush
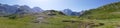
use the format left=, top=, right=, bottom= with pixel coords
left=80, top=2, right=120, bottom=19
left=77, top=2, right=120, bottom=28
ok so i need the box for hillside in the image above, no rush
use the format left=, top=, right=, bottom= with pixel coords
left=80, top=2, right=120, bottom=19
left=0, top=2, right=120, bottom=28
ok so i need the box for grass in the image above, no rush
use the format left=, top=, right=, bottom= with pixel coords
left=0, top=15, right=80, bottom=28
left=0, top=15, right=34, bottom=28
left=0, top=15, right=120, bottom=28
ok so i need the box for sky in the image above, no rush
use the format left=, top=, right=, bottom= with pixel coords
left=0, top=0, right=120, bottom=12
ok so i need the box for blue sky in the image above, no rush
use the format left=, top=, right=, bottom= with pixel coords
left=0, top=0, right=120, bottom=12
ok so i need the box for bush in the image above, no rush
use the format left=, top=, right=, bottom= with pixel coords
left=8, top=16, right=16, bottom=19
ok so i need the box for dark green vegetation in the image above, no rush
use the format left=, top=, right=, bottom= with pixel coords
left=0, top=2, right=120, bottom=28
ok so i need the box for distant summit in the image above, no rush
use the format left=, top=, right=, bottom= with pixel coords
left=62, top=8, right=80, bottom=16
left=62, top=9, right=73, bottom=16
left=32, top=7, right=44, bottom=13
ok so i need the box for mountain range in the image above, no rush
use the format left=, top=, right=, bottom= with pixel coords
left=0, top=3, right=81, bottom=16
